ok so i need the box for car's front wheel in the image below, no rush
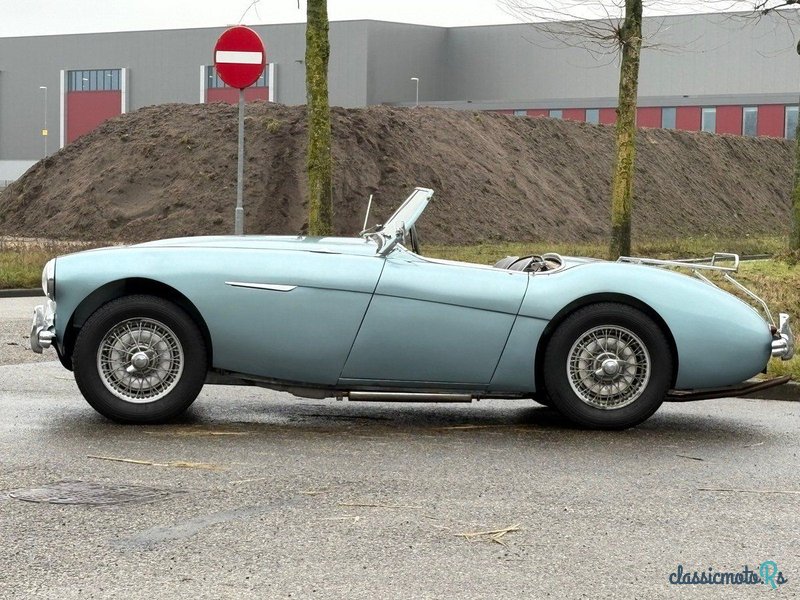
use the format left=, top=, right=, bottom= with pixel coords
left=543, top=303, right=672, bottom=429
left=73, top=295, right=208, bottom=423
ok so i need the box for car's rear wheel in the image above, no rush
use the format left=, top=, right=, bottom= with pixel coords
left=73, top=295, right=207, bottom=423
left=543, top=303, right=672, bottom=429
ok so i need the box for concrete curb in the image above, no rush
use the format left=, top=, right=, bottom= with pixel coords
left=745, top=380, right=800, bottom=402
left=0, top=289, right=41, bottom=298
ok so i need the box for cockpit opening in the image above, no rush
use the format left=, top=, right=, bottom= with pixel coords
left=493, top=253, right=564, bottom=273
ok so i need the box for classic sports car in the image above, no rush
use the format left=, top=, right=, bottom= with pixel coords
left=31, top=187, right=794, bottom=429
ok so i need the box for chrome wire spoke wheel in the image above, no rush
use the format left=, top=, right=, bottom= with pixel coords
left=566, top=325, right=651, bottom=410
left=96, top=317, right=185, bottom=404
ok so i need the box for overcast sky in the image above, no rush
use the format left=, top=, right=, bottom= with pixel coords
left=0, top=1, right=766, bottom=38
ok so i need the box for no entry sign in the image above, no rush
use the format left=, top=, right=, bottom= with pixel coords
left=214, top=26, right=266, bottom=89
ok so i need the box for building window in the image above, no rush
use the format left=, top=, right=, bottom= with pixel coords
left=549, top=109, right=562, bottom=119
left=67, top=69, right=121, bottom=92
left=586, top=109, right=599, bottom=124
left=513, top=109, right=526, bottom=116
left=701, top=107, right=716, bottom=133
left=207, top=65, right=267, bottom=89
left=742, top=107, right=757, bottom=137
left=786, top=106, right=798, bottom=140
left=661, top=107, right=676, bottom=129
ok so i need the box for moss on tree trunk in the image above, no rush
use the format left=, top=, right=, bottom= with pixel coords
left=305, top=0, right=333, bottom=236
left=792, top=119, right=800, bottom=251
left=609, top=0, right=642, bottom=259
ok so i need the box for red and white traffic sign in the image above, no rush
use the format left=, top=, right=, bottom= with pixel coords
left=213, top=26, right=266, bottom=90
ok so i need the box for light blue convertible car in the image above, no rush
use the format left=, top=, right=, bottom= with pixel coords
left=31, top=188, right=794, bottom=428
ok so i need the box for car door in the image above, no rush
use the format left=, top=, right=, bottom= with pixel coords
left=190, top=246, right=386, bottom=386
left=339, top=248, right=529, bottom=387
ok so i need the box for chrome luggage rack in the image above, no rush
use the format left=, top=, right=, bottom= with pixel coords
left=618, top=252, right=794, bottom=361
left=618, top=252, right=773, bottom=325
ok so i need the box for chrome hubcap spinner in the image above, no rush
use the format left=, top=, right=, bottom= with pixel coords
left=130, top=351, right=150, bottom=371
left=600, top=358, right=621, bottom=377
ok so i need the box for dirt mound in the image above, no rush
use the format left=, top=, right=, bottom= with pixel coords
left=0, top=103, right=793, bottom=244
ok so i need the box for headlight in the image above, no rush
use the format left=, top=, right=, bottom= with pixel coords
left=41, top=259, right=55, bottom=300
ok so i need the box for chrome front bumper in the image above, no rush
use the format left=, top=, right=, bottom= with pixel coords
left=30, top=301, right=56, bottom=354
left=771, top=313, right=794, bottom=360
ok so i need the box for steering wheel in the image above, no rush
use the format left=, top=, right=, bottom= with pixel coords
left=523, top=255, right=547, bottom=272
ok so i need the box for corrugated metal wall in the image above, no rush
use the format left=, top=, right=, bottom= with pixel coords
left=0, top=21, right=369, bottom=162
left=1, top=12, right=799, bottom=167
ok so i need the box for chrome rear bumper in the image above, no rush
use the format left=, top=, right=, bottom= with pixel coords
left=30, top=301, right=56, bottom=354
left=771, top=313, right=794, bottom=360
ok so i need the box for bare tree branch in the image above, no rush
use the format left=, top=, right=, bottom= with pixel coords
left=755, top=0, right=800, bottom=13
left=238, top=0, right=262, bottom=24
left=498, top=1, right=800, bottom=64
left=501, top=1, right=626, bottom=54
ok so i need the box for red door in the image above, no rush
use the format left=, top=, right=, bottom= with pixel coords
left=67, top=91, right=121, bottom=143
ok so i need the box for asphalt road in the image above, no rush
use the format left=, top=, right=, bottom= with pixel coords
left=1, top=298, right=799, bottom=599
left=0, top=296, right=52, bottom=367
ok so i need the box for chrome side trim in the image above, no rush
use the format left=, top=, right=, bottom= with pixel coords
left=225, top=281, right=297, bottom=292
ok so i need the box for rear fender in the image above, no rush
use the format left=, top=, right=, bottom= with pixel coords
left=521, top=263, right=772, bottom=388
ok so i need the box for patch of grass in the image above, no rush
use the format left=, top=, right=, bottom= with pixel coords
left=0, top=249, right=49, bottom=289
left=0, top=239, right=99, bottom=290
left=263, top=118, right=284, bottom=133
left=424, top=235, right=786, bottom=265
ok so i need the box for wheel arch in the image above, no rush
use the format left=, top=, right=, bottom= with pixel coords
left=61, top=278, right=213, bottom=368
left=533, top=293, right=679, bottom=390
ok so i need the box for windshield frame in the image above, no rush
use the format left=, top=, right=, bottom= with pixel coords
left=363, top=187, right=433, bottom=255
left=380, top=187, right=434, bottom=236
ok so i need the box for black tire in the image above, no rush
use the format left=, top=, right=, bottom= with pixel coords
left=543, top=303, right=672, bottom=429
left=73, top=295, right=208, bottom=423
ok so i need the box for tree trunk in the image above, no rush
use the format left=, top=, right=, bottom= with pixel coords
left=792, top=42, right=800, bottom=252
left=609, top=0, right=643, bottom=259
left=305, top=0, right=333, bottom=236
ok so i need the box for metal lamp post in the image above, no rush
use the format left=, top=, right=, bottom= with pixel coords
left=38, top=86, right=47, bottom=158
left=410, top=77, right=419, bottom=107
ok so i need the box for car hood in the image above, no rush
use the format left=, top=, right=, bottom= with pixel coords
left=131, top=235, right=380, bottom=256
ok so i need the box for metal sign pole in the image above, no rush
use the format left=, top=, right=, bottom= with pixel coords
left=214, top=25, right=265, bottom=235
left=235, top=88, right=245, bottom=235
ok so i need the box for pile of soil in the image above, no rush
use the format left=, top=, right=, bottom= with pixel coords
left=0, top=102, right=793, bottom=244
